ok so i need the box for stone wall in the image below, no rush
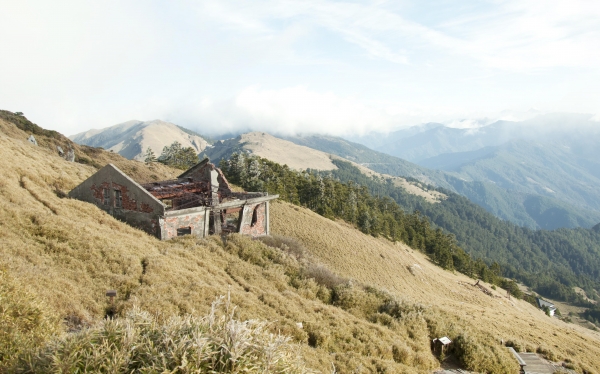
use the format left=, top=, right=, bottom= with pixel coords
left=239, top=202, right=267, bottom=237
left=161, top=206, right=209, bottom=240
left=69, top=164, right=164, bottom=237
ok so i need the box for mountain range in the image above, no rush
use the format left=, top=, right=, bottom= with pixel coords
left=6, top=111, right=600, bottom=372
left=279, top=133, right=600, bottom=230
left=69, top=114, right=600, bottom=231
left=70, top=120, right=209, bottom=161
left=347, top=113, right=600, bottom=227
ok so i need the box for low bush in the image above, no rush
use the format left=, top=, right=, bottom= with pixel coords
left=537, top=345, right=558, bottom=361
left=303, top=263, right=347, bottom=290
left=259, top=235, right=307, bottom=260
left=454, top=334, right=518, bottom=373
left=15, top=295, right=310, bottom=373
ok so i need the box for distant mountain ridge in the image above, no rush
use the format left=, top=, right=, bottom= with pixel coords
left=70, top=117, right=600, bottom=230
left=352, top=113, right=599, bottom=162
left=279, top=133, right=600, bottom=230
left=70, top=120, right=209, bottom=161
left=345, top=113, right=600, bottom=228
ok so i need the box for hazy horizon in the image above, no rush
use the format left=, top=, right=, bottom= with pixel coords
left=2, top=1, right=600, bottom=137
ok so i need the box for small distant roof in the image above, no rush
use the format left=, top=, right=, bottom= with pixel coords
left=435, top=337, right=452, bottom=345
left=538, top=298, right=556, bottom=309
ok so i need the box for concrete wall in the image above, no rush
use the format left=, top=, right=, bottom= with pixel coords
left=162, top=206, right=209, bottom=240
left=239, top=202, right=268, bottom=237
left=180, top=160, right=232, bottom=195
left=69, top=164, right=165, bottom=237
left=182, top=163, right=210, bottom=182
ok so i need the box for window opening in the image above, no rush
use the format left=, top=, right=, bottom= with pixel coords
left=114, top=190, right=122, bottom=208
left=222, top=208, right=241, bottom=233
left=177, top=227, right=192, bottom=236
left=251, top=206, right=259, bottom=227
left=103, top=188, right=110, bottom=205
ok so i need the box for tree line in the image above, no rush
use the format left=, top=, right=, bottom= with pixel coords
left=219, top=153, right=600, bottom=305
left=144, top=142, right=198, bottom=170
left=326, top=158, right=600, bottom=305
left=219, top=152, right=518, bottom=290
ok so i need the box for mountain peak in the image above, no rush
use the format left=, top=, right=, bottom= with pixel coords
left=70, top=120, right=209, bottom=161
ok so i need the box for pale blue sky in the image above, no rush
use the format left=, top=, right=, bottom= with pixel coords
left=1, top=0, right=599, bottom=136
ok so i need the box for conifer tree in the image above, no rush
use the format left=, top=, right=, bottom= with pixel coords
left=144, top=147, right=157, bottom=163
left=157, top=141, right=198, bottom=169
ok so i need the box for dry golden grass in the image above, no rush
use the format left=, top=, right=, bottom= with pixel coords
left=271, top=201, right=600, bottom=373
left=1, top=119, right=600, bottom=373
left=240, top=132, right=337, bottom=171
left=15, top=295, right=311, bottom=374
left=0, top=124, right=435, bottom=372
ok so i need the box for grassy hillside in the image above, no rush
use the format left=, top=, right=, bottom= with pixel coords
left=219, top=152, right=600, bottom=306
left=323, top=159, right=600, bottom=303
left=208, top=132, right=338, bottom=171
left=1, top=116, right=600, bottom=373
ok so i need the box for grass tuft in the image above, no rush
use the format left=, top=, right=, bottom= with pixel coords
left=15, top=295, right=311, bottom=373
left=0, top=270, right=62, bottom=370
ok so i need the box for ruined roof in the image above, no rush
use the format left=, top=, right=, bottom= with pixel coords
left=177, top=158, right=210, bottom=179
left=142, top=179, right=210, bottom=199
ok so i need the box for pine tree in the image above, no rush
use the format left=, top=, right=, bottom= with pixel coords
left=144, top=147, right=157, bottom=163
left=157, top=142, right=198, bottom=169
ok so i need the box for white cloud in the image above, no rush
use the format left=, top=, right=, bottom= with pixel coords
left=202, top=0, right=600, bottom=70
left=1, top=0, right=600, bottom=136
left=165, top=86, right=400, bottom=136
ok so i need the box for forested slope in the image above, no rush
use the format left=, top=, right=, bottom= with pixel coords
left=328, top=159, right=600, bottom=303
left=221, top=153, right=600, bottom=305
left=281, top=134, right=600, bottom=229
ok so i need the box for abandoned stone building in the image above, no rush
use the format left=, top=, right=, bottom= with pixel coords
left=69, top=159, right=278, bottom=240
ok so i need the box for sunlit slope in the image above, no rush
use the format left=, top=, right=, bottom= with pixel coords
left=208, top=131, right=338, bottom=171
left=271, top=202, right=600, bottom=371
left=208, top=131, right=444, bottom=203
left=70, top=119, right=209, bottom=161
left=2, top=119, right=599, bottom=372
left=0, top=127, right=438, bottom=372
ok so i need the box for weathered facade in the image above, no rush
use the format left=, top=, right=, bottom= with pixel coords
left=69, top=159, right=278, bottom=240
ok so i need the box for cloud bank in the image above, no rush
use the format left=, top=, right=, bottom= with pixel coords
left=1, top=0, right=599, bottom=136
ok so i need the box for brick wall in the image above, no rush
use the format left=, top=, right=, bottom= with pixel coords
left=239, top=203, right=267, bottom=236
left=162, top=210, right=208, bottom=240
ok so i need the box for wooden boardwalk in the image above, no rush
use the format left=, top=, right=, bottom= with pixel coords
left=518, top=352, right=556, bottom=374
